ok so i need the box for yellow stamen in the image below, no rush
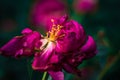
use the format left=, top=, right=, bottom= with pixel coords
left=46, top=19, right=65, bottom=42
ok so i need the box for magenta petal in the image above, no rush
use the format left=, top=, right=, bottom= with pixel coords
left=62, top=63, right=81, bottom=77
left=60, top=36, right=96, bottom=68
left=21, top=28, right=32, bottom=34
left=0, top=28, right=41, bottom=58
left=58, top=14, right=68, bottom=25
left=56, top=20, right=86, bottom=53
left=80, top=36, right=97, bottom=59
left=48, top=71, right=64, bottom=80
left=49, top=53, right=59, bottom=64
left=23, top=31, right=41, bottom=51
left=71, top=20, right=86, bottom=41
left=0, top=36, right=25, bottom=57
left=32, top=42, right=56, bottom=71
left=64, top=52, right=85, bottom=67
left=62, top=63, right=75, bottom=73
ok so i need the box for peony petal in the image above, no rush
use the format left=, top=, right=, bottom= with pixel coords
left=32, top=42, right=56, bottom=71
left=0, top=28, right=41, bottom=58
left=58, top=14, right=68, bottom=25
left=48, top=71, right=64, bottom=80
left=80, top=36, right=97, bottom=59
left=56, top=19, right=86, bottom=53
left=62, top=63, right=81, bottom=77
left=65, top=52, right=85, bottom=67
left=0, top=36, right=24, bottom=57
left=60, top=36, right=97, bottom=68
left=21, top=28, right=32, bottom=34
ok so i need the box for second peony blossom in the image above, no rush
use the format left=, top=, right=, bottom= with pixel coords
left=0, top=15, right=97, bottom=80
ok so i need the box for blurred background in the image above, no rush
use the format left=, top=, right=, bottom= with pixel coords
left=0, top=0, right=120, bottom=80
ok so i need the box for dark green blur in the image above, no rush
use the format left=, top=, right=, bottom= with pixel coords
left=0, top=0, right=120, bottom=80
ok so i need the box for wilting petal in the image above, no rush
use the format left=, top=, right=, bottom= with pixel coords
left=32, top=41, right=57, bottom=71
left=0, top=36, right=25, bottom=57
left=0, top=28, right=41, bottom=58
left=48, top=71, right=64, bottom=80
left=64, top=52, right=85, bottom=67
left=80, top=36, right=97, bottom=59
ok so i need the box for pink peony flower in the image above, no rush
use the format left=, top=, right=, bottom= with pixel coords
left=32, top=15, right=97, bottom=79
left=0, top=15, right=97, bottom=80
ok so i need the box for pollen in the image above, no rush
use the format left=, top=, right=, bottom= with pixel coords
left=46, top=19, right=64, bottom=42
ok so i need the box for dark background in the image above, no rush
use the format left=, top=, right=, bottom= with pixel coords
left=0, top=0, right=120, bottom=80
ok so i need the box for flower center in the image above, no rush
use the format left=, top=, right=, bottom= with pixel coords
left=46, top=19, right=64, bottom=42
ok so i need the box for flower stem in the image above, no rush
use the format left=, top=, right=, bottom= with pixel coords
left=42, top=72, right=47, bottom=80
left=27, top=59, right=33, bottom=80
